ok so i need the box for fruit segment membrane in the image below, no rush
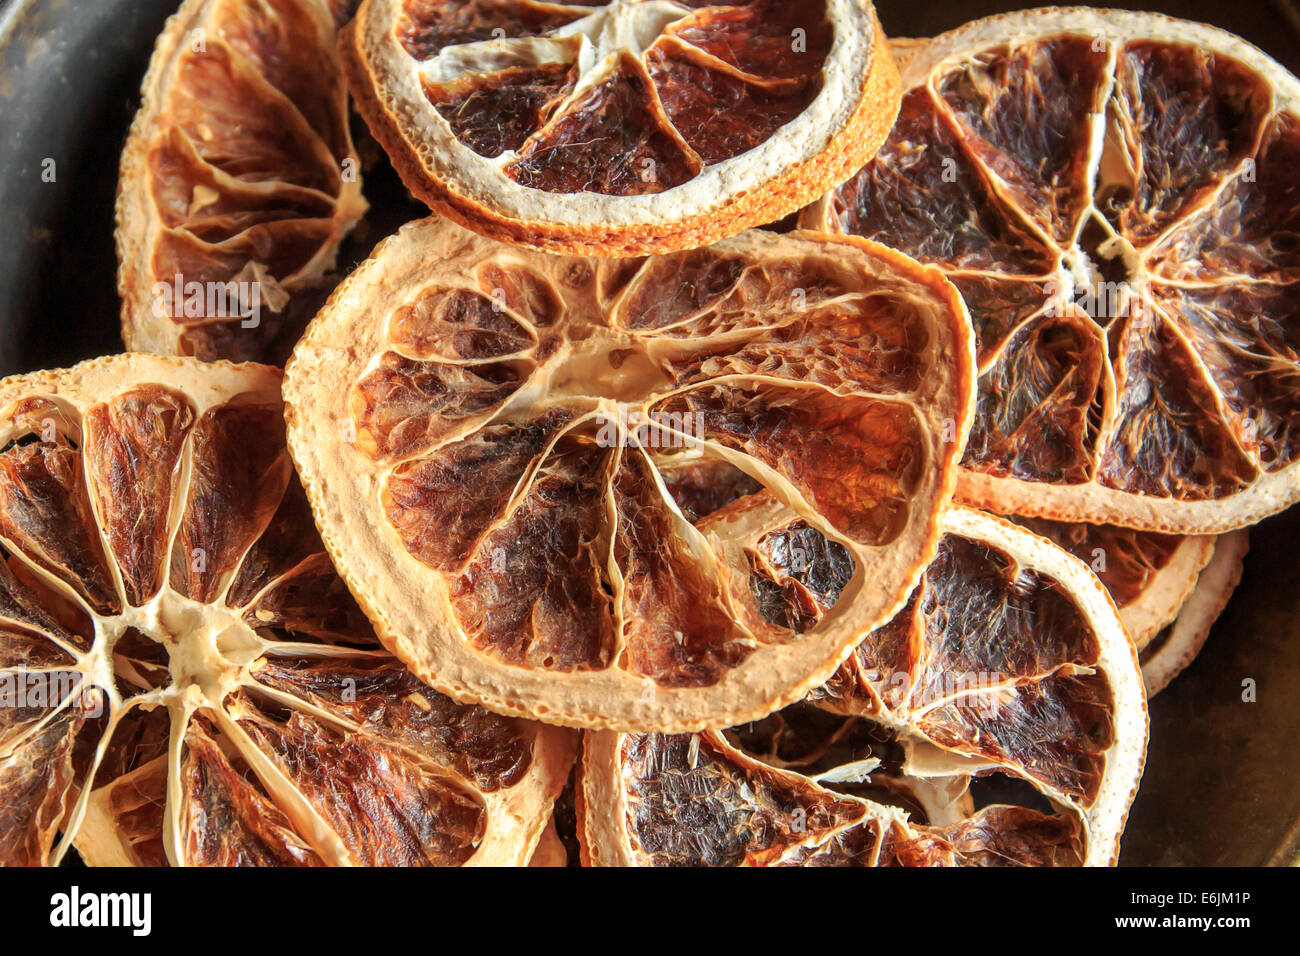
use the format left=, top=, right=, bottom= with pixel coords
left=399, top=0, right=833, bottom=194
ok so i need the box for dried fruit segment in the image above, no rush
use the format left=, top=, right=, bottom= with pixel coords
left=582, top=508, right=1147, bottom=866
left=647, top=49, right=819, bottom=167
left=0, top=442, right=121, bottom=617
left=0, top=703, right=88, bottom=866
left=177, top=721, right=324, bottom=867
left=1102, top=42, right=1273, bottom=247
left=607, top=730, right=866, bottom=867
left=1010, top=517, right=1209, bottom=650
left=425, top=62, right=579, bottom=159
left=614, top=449, right=753, bottom=687
left=231, top=694, right=487, bottom=866
left=935, top=36, right=1110, bottom=244
left=249, top=657, right=535, bottom=789
left=1150, top=112, right=1300, bottom=284
left=1152, top=282, right=1300, bottom=468
left=395, top=0, right=585, bottom=60
left=644, top=0, right=831, bottom=167
left=964, top=310, right=1107, bottom=488
left=83, top=388, right=194, bottom=607
left=804, top=9, right=1300, bottom=532
left=827, top=89, right=1056, bottom=276
left=0, top=355, right=574, bottom=867
left=343, top=0, right=900, bottom=254
left=285, top=218, right=975, bottom=730
left=170, top=402, right=291, bottom=604
left=653, top=385, right=927, bottom=545
left=508, top=54, right=702, bottom=196
left=118, top=0, right=367, bottom=363
left=450, top=432, right=617, bottom=672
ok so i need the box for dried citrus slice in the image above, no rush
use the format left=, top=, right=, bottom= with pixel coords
left=581, top=507, right=1147, bottom=866
left=802, top=8, right=1300, bottom=533
left=0, top=355, right=572, bottom=867
left=118, top=0, right=368, bottom=364
left=340, top=0, right=900, bottom=255
left=283, top=217, right=975, bottom=730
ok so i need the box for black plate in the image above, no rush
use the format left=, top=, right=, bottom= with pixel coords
left=0, top=0, right=1297, bottom=865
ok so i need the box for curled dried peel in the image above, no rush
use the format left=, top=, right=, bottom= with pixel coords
left=284, top=217, right=975, bottom=731
left=342, top=0, right=900, bottom=255
left=581, top=508, right=1148, bottom=866
left=1138, top=529, right=1249, bottom=696
left=117, top=0, right=367, bottom=363
left=803, top=8, right=1300, bottom=532
left=0, top=355, right=572, bottom=867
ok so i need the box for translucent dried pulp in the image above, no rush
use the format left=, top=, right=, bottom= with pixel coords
left=581, top=508, right=1148, bottom=866
left=342, top=0, right=901, bottom=254
left=117, top=0, right=367, bottom=363
left=804, top=8, right=1300, bottom=533
left=0, top=355, right=572, bottom=867
left=284, top=217, right=976, bottom=731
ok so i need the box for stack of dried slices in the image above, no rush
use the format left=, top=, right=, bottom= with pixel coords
left=1, top=1, right=1296, bottom=867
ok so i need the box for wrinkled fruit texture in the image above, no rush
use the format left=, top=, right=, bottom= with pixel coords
left=1008, top=516, right=1216, bottom=653
left=804, top=13, right=1300, bottom=529
left=583, top=508, right=1146, bottom=866
left=1003, top=518, right=1246, bottom=696
left=394, top=0, right=833, bottom=194
left=0, top=357, right=570, bottom=867
left=1011, top=520, right=1183, bottom=626
left=284, top=219, right=974, bottom=730
left=118, top=0, right=366, bottom=363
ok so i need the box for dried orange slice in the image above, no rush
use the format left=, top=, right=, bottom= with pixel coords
left=581, top=507, right=1147, bottom=866
left=0, top=355, right=572, bottom=867
left=118, top=0, right=368, bottom=364
left=284, top=217, right=975, bottom=731
left=340, top=0, right=900, bottom=255
left=802, top=9, right=1300, bottom=533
